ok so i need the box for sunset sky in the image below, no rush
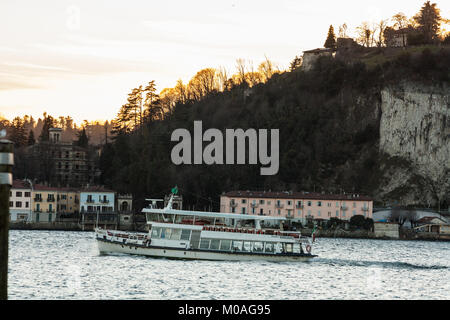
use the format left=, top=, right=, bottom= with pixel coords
left=1, top=0, right=448, bottom=124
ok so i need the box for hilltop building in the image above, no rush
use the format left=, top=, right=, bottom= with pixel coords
left=27, top=127, right=98, bottom=187
left=301, top=48, right=333, bottom=71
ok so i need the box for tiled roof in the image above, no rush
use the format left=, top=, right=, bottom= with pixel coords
left=79, top=186, right=115, bottom=193
left=222, top=190, right=372, bottom=201
left=12, top=179, right=31, bottom=190
left=417, top=216, right=445, bottom=224
left=33, top=184, right=60, bottom=191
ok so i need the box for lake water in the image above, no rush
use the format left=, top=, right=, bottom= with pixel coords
left=7, top=230, right=450, bottom=300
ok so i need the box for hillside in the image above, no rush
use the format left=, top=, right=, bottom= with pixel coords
left=99, top=46, right=450, bottom=211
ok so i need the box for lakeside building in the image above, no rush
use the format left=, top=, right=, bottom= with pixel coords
left=32, top=184, right=60, bottom=222
left=9, top=180, right=33, bottom=222
left=57, top=187, right=80, bottom=215
left=220, top=190, right=373, bottom=224
left=79, top=186, right=115, bottom=213
left=9, top=179, right=124, bottom=223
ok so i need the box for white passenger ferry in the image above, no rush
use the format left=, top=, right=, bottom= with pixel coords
left=95, top=192, right=317, bottom=262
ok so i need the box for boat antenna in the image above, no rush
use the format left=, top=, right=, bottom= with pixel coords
left=164, top=186, right=178, bottom=211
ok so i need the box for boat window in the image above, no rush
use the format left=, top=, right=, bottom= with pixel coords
left=274, top=243, right=283, bottom=253
left=210, top=239, right=220, bottom=250
left=253, top=242, right=264, bottom=253
left=170, top=228, right=182, bottom=240
left=293, top=243, right=301, bottom=254
left=219, top=240, right=231, bottom=251
left=286, top=243, right=293, bottom=253
left=232, top=241, right=243, bottom=251
left=161, top=228, right=172, bottom=239
left=242, top=241, right=252, bottom=252
left=180, top=229, right=191, bottom=241
left=264, top=242, right=274, bottom=253
left=199, top=238, right=210, bottom=249
left=151, top=227, right=161, bottom=239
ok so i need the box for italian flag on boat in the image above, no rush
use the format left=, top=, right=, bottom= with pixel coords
left=311, top=226, right=317, bottom=243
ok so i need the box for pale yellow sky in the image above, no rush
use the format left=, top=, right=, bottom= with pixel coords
left=0, top=0, right=448, bottom=124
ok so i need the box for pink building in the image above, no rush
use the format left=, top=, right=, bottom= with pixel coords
left=220, top=191, right=373, bottom=222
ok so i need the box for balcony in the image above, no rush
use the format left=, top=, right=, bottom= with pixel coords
left=47, top=198, right=55, bottom=202
left=46, top=209, right=55, bottom=213
left=275, top=203, right=284, bottom=209
left=100, top=199, right=109, bottom=204
left=296, top=204, right=303, bottom=209
left=86, top=199, right=95, bottom=203
left=34, top=198, right=43, bottom=202
left=229, top=201, right=238, bottom=208
left=34, top=209, right=42, bottom=213
left=341, top=205, right=348, bottom=210
left=250, top=202, right=259, bottom=208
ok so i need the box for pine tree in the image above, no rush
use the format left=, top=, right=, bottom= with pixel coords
left=324, top=25, right=337, bottom=50
left=27, top=129, right=35, bottom=146
left=413, top=1, right=442, bottom=43
left=39, top=113, right=55, bottom=142
left=10, top=117, right=27, bottom=147
left=76, top=128, right=89, bottom=148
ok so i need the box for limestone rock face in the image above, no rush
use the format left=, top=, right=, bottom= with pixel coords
left=377, top=82, right=449, bottom=206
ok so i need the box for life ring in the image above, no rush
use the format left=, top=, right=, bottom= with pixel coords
left=306, top=245, right=311, bottom=253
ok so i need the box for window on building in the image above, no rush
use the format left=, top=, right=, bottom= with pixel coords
left=336, top=210, right=339, bottom=217
left=259, top=199, right=265, bottom=205
left=16, top=191, right=22, bottom=197
left=318, top=201, right=322, bottom=207
left=278, top=209, right=281, bottom=215
left=242, top=199, right=246, bottom=204
left=9, top=201, right=13, bottom=207
left=25, top=192, right=31, bottom=197
left=308, top=201, right=312, bottom=206
left=287, top=200, right=292, bottom=206
left=25, top=202, right=29, bottom=208
left=318, top=210, right=321, bottom=216
left=242, top=207, right=246, bottom=214
left=353, top=202, right=356, bottom=208
left=16, top=201, right=22, bottom=208
left=336, top=202, right=339, bottom=207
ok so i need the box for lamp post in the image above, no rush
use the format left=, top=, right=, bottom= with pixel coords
left=0, top=130, right=14, bottom=300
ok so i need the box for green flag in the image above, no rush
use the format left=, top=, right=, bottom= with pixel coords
left=171, top=186, right=178, bottom=195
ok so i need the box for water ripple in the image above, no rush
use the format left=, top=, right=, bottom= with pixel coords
left=7, top=230, right=450, bottom=300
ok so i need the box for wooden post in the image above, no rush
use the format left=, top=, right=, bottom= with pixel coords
left=0, top=135, right=13, bottom=300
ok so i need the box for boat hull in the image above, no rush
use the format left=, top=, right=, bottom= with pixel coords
left=97, top=239, right=316, bottom=262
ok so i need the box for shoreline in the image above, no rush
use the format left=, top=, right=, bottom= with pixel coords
left=8, top=222, right=450, bottom=242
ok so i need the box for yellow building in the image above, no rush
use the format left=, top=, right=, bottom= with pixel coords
left=32, top=184, right=59, bottom=222
left=57, top=187, right=80, bottom=215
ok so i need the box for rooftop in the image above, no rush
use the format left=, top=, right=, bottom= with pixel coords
left=79, top=185, right=115, bottom=193
left=12, top=179, right=31, bottom=190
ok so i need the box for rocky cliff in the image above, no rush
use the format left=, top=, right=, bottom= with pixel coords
left=376, top=82, right=449, bottom=207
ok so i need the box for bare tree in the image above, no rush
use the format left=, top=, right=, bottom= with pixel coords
left=338, top=23, right=348, bottom=38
